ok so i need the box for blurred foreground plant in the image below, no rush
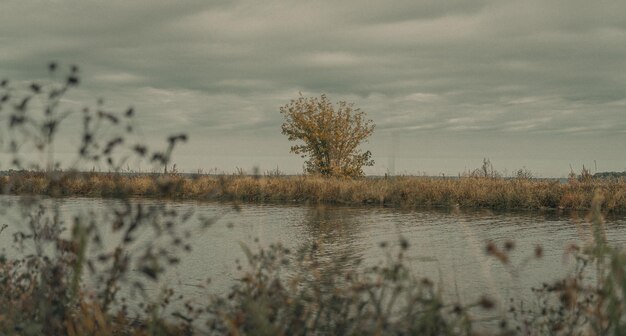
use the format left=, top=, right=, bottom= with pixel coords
left=491, top=192, right=626, bottom=335
left=203, top=238, right=508, bottom=336
left=0, top=64, right=195, bottom=335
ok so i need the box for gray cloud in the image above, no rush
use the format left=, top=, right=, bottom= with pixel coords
left=1, top=0, right=625, bottom=175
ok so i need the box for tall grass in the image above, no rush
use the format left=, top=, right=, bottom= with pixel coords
left=3, top=171, right=625, bottom=212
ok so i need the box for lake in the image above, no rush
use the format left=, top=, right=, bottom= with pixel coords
left=1, top=195, right=625, bottom=322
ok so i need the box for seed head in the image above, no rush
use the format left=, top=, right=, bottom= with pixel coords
left=478, top=296, right=495, bottom=310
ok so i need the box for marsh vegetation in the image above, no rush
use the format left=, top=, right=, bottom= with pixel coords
left=2, top=170, right=625, bottom=212
left=1, top=66, right=625, bottom=335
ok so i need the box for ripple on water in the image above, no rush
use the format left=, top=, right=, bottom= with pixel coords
left=1, top=195, right=626, bottom=322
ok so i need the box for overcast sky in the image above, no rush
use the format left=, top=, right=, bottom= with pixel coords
left=1, top=0, right=625, bottom=177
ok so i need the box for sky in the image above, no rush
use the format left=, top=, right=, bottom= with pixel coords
left=1, top=0, right=625, bottom=177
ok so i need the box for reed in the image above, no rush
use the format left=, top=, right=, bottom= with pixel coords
left=2, top=171, right=625, bottom=212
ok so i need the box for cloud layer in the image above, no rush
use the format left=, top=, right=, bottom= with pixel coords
left=1, top=0, right=625, bottom=175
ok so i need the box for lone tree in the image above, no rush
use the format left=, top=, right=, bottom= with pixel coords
left=280, top=94, right=375, bottom=177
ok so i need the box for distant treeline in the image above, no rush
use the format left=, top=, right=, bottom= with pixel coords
left=594, top=171, right=626, bottom=179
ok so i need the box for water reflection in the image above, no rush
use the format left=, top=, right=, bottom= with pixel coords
left=299, top=206, right=365, bottom=280
left=1, top=195, right=626, bottom=318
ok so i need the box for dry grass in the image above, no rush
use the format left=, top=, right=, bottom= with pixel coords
left=3, top=64, right=624, bottom=335
left=2, top=171, right=625, bottom=211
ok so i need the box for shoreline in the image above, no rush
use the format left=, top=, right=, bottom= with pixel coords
left=1, top=171, right=624, bottom=212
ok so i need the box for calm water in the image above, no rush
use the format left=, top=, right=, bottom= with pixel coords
left=1, top=195, right=625, bottom=316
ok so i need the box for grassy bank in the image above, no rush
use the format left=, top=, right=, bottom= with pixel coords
left=2, top=171, right=625, bottom=211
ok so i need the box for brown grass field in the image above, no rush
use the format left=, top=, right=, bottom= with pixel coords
left=2, top=171, right=625, bottom=211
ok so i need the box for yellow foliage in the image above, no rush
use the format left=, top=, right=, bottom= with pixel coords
left=280, top=94, right=375, bottom=177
